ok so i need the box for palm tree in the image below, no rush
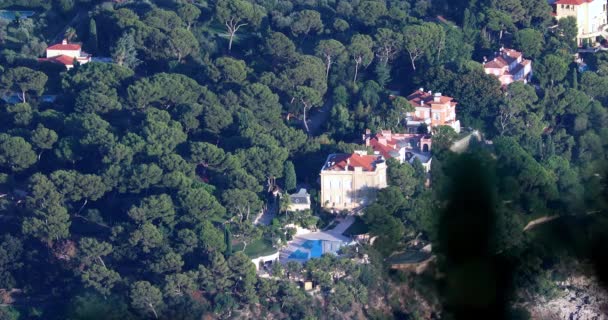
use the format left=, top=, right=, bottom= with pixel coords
left=64, top=27, right=77, bottom=42
left=280, top=195, right=292, bottom=215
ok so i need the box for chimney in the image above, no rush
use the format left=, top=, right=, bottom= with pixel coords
left=363, top=130, right=371, bottom=146
left=420, top=100, right=424, bottom=106
left=62, top=39, right=68, bottom=45
left=381, top=130, right=392, bottom=141
left=419, top=87, right=424, bottom=92
left=433, top=92, right=441, bottom=102
left=345, top=158, right=350, bottom=171
left=428, top=90, right=432, bottom=95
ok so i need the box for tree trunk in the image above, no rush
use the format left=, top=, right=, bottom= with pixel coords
left=20, top=90, right=26, bottom=103
left=77, top=198, right=88, bottom=214
left=228, top=31, right=235, bottom=51
left=97, top=256, right=106, bottom=268
left=148, top=303, right=158, bottom=319
left=353, top=60, right=360, bottom=84
left=409, top=53, right=417, bottom=71
left=38, top=151, right=43, bottom=161
left=302, top=104, right=310, bottom=134
left=325, top=55, right=332, bottom=78
left=226, top=20, right=247, bottom=52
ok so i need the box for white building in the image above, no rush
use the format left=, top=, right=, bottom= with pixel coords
left=288, top=188, right=311, bottom=212
left=320, top=151, right=387, bottom=211
left=551, top=0, right=608, bottom=46
left=39, top=39, right=92, bottom=70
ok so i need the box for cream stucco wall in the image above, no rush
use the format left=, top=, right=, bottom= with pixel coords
left=320, top=163, right=387, bottom=211
left=46, top=49, right=81, bottom=58
left=555, top=0, right=608, bottom=45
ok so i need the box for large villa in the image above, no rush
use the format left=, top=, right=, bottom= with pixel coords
left=319, top=151, right=387, bottom=211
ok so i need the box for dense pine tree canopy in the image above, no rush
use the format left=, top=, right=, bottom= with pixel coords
left=1, top=0, right=608, bottom=319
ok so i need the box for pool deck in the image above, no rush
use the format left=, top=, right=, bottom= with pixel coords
left=280, top=216, right=355, bottom=263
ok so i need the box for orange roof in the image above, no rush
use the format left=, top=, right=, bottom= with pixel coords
left=369, top=139, right=396, bottom=159
left=555, top=0, right=592, bottom=4
left=47, top=43, right=81, bottom=51
left=324, top=153, right=381, bottom=172
left=39, top=54, right=75, bottom=66
left=406, top=90, right=456, bottom=109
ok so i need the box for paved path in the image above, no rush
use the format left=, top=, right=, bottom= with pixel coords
left=307, top=98, right=334, bottom=136
left=253, top=197, right=278, bottom=226
left=523, top=215, right=560, bottom=232
left=450, top=131, right=482, bottom=153
left=523, top=211, right=601, bottom=232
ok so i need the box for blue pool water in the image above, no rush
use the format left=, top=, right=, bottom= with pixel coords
left=0, top=10, right=35, bottom=21
left=289, top=250, right=308, bottom=259
left=289, top=240, right=341, bottom=260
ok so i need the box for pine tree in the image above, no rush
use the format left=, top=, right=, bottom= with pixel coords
left=88, top=18, right=98, bottom=54
left=283, top=161, right=296, bottom=192
left=111, top=32, right=141, bottom=70
left=224, top=226, right=232, bottom=257
left=374, top=63, right=391, bottom=88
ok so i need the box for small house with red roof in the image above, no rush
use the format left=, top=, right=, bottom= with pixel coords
left=320, top=151, right=387, bottom=211
left=38, top=39, right=91, bottom=70
left=405, top=88, right=460, bottom=134
left=483, top=47, right=532, bottom=86
left=364, top=129, right=432, bottom=172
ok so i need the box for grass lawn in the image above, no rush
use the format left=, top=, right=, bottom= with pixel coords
left=234, top=238, right=277, bottom=259
left=343, top=216, right=369, bottom=236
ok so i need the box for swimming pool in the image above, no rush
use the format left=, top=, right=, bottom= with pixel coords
left=289, top=250, right=308, bottom=259
left=0, top=10, right=35, bottom=21
left=288, top=240, right=344, bottom=260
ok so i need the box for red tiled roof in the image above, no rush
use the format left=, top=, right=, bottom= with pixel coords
left=406, top=90, right=456, bottom=109
left=555, top=0, right=592, bottom=4
left=39, top=54, right=75, bottom=66
left=369, top=139, right=395, bottom=159
left=325, top=153, right=380, bottom=172
left=47, top=43, right=81, bottom=51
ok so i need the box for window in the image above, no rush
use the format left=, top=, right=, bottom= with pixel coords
left=346, top=197, right=352, bottom=204
left=335, top=195, right=341, bottom=204
left=433, top=112, right=440, bottom=120
left=344, top=180, right=352, bottom=190
left=324, top=179, right=330, bottom=190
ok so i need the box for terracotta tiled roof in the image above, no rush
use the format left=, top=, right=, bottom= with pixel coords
left=484, top=56, right=509, bottom=69
left=47, top=43, right=81, bottom=51
left=555, top=0, right=592, bottom=4
left=369, top=139, right=395, bottom=159
left=406, top=90, right=456, bottom=109
left=38, top=55, right=75, bottom=66
left=368, top=131, right=430, bottom=160
left=324, top=153, right=380, bottom=172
